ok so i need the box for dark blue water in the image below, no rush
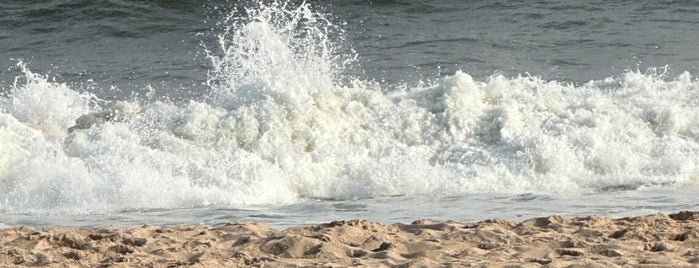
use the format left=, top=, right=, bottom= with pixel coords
left=3, top=1, right=699, bottom=96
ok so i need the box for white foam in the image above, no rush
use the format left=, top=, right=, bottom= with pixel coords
left=0, top=2, right=697, bottom=215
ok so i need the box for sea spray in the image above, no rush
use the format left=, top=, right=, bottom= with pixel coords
left=206, top=1, right=347, bottom=109
left=0, top=2, right=698, bottom=215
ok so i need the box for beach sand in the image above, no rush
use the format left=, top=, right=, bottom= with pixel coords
left=1, top=211, right=698, bottom=267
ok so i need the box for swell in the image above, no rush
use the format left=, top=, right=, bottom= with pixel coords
left=1, top=0, right=204, bottom=39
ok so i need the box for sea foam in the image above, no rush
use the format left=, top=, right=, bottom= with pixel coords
left=0, top=2, right=697, bottom=215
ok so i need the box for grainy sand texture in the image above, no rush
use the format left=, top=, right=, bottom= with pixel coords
left=1, top=211, right=699, bottom=267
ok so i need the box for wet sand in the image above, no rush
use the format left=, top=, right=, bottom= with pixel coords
left=1, top=211, right=698, bottom=267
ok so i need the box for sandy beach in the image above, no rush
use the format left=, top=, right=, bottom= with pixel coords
left=0, top=211, right=697, bottom=267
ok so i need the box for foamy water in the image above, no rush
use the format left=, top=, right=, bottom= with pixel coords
left=1, top=2, right=698, bottom=227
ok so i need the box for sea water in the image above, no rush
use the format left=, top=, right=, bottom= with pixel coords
left=0, top=1, right=697, bottom=229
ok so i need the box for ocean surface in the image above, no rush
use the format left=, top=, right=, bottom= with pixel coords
left=1, top=0, right=698, bottom=229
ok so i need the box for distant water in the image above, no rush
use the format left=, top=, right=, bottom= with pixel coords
left=1, top=1, right=698, bottom=229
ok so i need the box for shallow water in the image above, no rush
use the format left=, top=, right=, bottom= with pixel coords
left=3, top=185, right=698, bottom=230
left=0, top=1, right=697, bottom=228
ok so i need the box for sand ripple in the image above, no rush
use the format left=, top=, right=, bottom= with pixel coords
left=1, top=212, right=699, bottom=267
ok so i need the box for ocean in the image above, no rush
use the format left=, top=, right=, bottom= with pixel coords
left=1, top=0, right=697, bottom=229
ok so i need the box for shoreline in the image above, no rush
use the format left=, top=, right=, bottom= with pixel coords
left=1, top=211, right=698, bottom=267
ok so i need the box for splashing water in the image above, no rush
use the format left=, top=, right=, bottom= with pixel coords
left=0, top=2, right=698, bottom=217
left=206, top=1, right=347, bottom=108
